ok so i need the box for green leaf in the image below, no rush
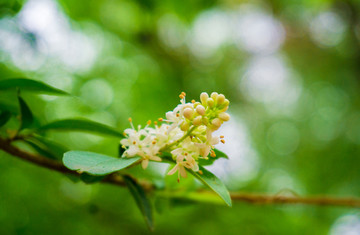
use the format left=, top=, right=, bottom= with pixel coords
left=24, top=139, right=59, bottom=160
left=38, top=119, right=124, bottom=138
left=0, top=102, right=18, bottom=114
left=0, top=111, right=11, bottom=127
left=31, top=136, right=68, bottom=159
left=189, top=166, right=232, bottom=207
left=198, top=148, right=229, bottom=166
left=63, top=151, right=140, bottom=175
left=0, top=78, right=68, bottom=95
left=24, top=137, right=68, bottom=160
left=80, top=173, right=106, bottom=184
left=123, top=175, right=154, bottom=231
left=18, top=95, right=34, bottom=130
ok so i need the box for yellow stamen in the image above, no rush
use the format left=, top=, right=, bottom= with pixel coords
left=152, top=141, right=156, bottom=145
left=179, top=94, right=185, bottom=99
left=147, top=120, right=151, bottom=125
left=158, top=118, right=163, bottom=122
left=154, top=121, right=158, bottom=125
left=220, top=135, right=224, bottom=139
left=128, top=117, right=132, bottom=122
left=132, top=141, right=136, bottom=145
left=176, top=113, right=180, bottom=117
left=221, top=139, right=225, bottom=144
left=191, top=99, right=195, bottom=103
left=198, top=170, right=203, bottom=175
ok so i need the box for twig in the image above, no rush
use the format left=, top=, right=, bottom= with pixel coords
left=0, top=136, right=360, bottom=208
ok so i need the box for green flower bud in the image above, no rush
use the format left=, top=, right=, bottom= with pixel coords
left=180, top=121, right=190, bottom=131
left=196, top=105, right=206, bottom=116
left=200, top=92, right=209, bottom=104
left=183, top=108, right=194, bottom=119
left=211, top=118, right=222, bottom=128
left=219, top=112, right=230, bottom=121
left=193, top=116, right=202, bottom=126
left=211, top=92, right=219, bottom=101
left=207, top=98, right=214, bottom=107
left=217, top=94, right=225, bottom=104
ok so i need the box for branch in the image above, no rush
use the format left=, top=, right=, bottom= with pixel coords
left=0, top=136, right=359, bottom=208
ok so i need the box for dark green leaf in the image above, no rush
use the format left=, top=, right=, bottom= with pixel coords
left=38, top=119, right=124, bottom=138
left=0, top=111, right=11, bottom=127
left=119, top=144, right=126, bottom=157
left=24, top=136, right=68, bottom=160
left=63, top=151, right=140, bottom=175
left=189, top=166, right=232, bottom=207
left=30, top=136, right=68, bottom=159
left=198, top=148, right=229, bottom=166
left=24, top=139, right=59, bottom=160
left=80, top=173, right=105, bottom=184
left=0, top=78, right=68, bottom=95
left=123, top=175, right=154, bottom=231
left=0, top=102, right=18, bottom=114
left=18, top=95, right=34, bottom=130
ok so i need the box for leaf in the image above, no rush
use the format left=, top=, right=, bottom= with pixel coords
left=24, top=140, right=60, bottom=160
left=18, top=95, right=34, bottom=130
left=123, top=175, right=154, bottom=231
left=24, top=136, right=68, bottom=160
left=0, top=111, right=11, bottom=127
left=0, top=78, right=68, bottom=95
left=63, top=151, right=140, bottom=175
left=80, top=173, right=105, bottom=184
left=31, top=136, right=68, bottom=159
left=198, top=148, right=229, bottom=166
left=189, top=166, right=232, bottom=207
left=0, top=102, right=18, bottom=114
left=38, top=119, right=124, bottom=138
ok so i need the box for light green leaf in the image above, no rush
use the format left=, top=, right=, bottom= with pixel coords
left=38, top=119, right=124, bottom=138
left=123, top=175, right=154, bottom=231
left=0, top=111, right=11, bottom=127
left=0, top=78, right=68, bottom=95
left=63, top=151, right=140, bottom=175
left=198, top=148, right=229, bottom=166
left=18, top=95, right=34, bottom=130
left=189, top=166, right=232, bottom=207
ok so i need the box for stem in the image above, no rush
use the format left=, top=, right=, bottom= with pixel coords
left=1, top=136, right=360, bottom=208
left=161, top=126, right=197, bottom=151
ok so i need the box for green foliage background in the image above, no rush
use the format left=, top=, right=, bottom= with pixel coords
left=1, top=0, right=360, bottom=234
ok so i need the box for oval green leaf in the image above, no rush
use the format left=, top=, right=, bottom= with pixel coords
left=18, top=95, right=34, bottom=130
left=189, top=166, right=232, bottom=207
left=63, top=151, right=140, bottom=175
left=38, top=119, right=124, bottom=138
left=123, top=175, right=154, bottom=231
left=0, top=111, right=11, bottom=127
left=198, top=148, right=229, bottom=166
left=0, top=78, right=68, bottom=95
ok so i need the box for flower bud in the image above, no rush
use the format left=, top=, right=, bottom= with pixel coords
left=207, top=98, right=214, bottom=107
left=200, top=92, right=209, bottom=104
left=217, top=94, right=225, bottom=104
left=219, top=112, right=230, bottom=121
left=211, top=118, right=221, bottom=128
left=223, top=99, right=230, bottom=107
left=180, top=122, right=190, bottom=131
left=193, top=116, right=202, bottom=126
left=211, top=92, right=218, bottom=101
left=183, top=108, right=194, bottom=119
left=202, top=117, right=209, bottom=125
left=196, top=105, right=206, bottom=116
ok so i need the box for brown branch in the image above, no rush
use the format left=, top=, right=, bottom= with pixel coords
left=0, top=136, right=360, bottom=208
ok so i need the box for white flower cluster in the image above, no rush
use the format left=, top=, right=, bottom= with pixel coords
left=120, top=92, right=230, bottom=181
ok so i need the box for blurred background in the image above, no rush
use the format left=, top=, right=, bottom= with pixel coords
left=1, top=0, right=360, bottom=234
